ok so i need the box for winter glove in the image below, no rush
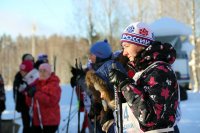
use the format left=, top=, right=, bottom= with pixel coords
left=70, top=76, right=77, bottom=88
left=100, top=109, right=115, bottom=132
left=70, top=67, right=85, bottom=88
left=109, top=69, right=132, bottom=90
left=100, top=109, right=114, bottom=126
left=88, top=102, right=103, bottom=120
left=18, top=82, right=28, bottom=92
left=27, top=86, right=36, bottom=97
left=71, top=67, right=85, bottom=79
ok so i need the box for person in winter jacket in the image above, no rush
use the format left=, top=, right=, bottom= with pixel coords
left=109, top=22, right=180, bottom=133
left=13, top=53, right=34, bottom=133
left=28, top=63, right=61, bottom=133
left=0, top=74, right=6, bottom=133
left=70, top=64, right=95, bottom=133
left=85, top=39, right=127, bottom=132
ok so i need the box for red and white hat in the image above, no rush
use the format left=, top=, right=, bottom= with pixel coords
left=121, top=22, right=154, bottom=47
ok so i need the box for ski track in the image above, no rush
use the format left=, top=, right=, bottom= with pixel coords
left=2, top=85, right=200, bottom=133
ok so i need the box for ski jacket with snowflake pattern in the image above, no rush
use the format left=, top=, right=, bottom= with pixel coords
left=122, top=41, right=179, bottom=132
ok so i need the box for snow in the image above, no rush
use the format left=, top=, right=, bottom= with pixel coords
left=150, top=17, right=192, bottom=37
left=2, top=85, right=200, bottom=133
left=178, top=91, right=200, bottom=133
left=2, top=85, right=85, bottom=133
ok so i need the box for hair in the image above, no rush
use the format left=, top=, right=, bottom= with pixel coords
left=85, top=70, right=115, bottom=110
left=22, top=53, right=34, bottom=62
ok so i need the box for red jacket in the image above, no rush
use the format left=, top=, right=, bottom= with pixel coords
left=27, top=73, right=61, bottom=126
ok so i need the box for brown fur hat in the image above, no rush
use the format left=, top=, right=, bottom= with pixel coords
left=86, top=70, right=115, bottom=110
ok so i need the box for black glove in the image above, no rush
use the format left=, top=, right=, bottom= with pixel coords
left=100, top=109, right=114, bottom=126
left=88, top=102, right=103, bottom=119
left=27, top=86, right=36, bottom=97
left=70, top=76, right=77, bottom=88
left=71, top=67, right=85, bottom=79
left=70, top=67, right=85, bottom=88
left=109, top=69, right=131, bottom=89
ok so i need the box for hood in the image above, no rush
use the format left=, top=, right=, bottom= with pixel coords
left=133, top=41, right=176, bottom=71
left=95, top=60, right=127, bottom=84
left=91, top=56, right=112, bottom=71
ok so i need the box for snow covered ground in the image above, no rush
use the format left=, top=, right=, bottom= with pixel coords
left=178, top=91, right=200, bottom=133
left=2, top=85, right=85, bottom=133
left=2, top=85, right=200, bottom=133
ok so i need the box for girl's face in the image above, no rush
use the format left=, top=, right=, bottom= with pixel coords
left=122, top=42, right=144, bottom=61
left=39, top=69, right=51, bottom=80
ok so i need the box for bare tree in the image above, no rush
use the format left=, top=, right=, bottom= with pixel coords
left=99, top=0, right=119, bottom=45
left=191, top=0, right=200, bottom=92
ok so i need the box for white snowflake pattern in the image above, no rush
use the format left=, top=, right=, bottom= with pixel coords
left=166, top=79, right=172, bottom=85
left=150, top=95, right=156, bottom=100
left=145, top=56, right=151, bottom=60
left=144, top=86, right=150, bottom=91
left=146, top=45, right=152, bottom=51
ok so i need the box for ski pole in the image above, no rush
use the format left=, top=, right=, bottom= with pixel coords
left=36, top=99, right=43, bottom=130
left=112, top=63, right=123, bottom=133
left=53, top=55, right=57, bottom=74
left=112, top=63, right=119, bottom=133
left=66, top=85, right=75, bottom=133
left=118, top=89, right=123, bottom=133
left=94, top=114, right=97, bottom=133
left=77, top=58, right=81, bottom=133
left=114, top=86, right=119, bottom=133
left=77, top=86, right=81, bottom=133
left=29, top=97, right=34, bottom=127
left=62, top=110, right=78, bottom=131
left=12, top=87, right=17, bottom=133
left=67, top=58, right=80, bottom=133
left=63, top=108, right=77, bottom=122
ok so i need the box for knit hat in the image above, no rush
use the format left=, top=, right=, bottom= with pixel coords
left=39, top=63, right=52, bottom=74
left=121, top=22, right=155, bottom=47
left=37, top=53, right=48, bottom=61
left=90, top=39, right=112, bottom=59
left=20, top=60, right=34, bottom=73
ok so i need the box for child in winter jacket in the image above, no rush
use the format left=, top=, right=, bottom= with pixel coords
left=29, top=63, right=61, bottom=133
left=13, top=54, right=34, bottom=133
left=109, top=22, right=180, bottom=133
left=86, top=40, right=127, bottom=132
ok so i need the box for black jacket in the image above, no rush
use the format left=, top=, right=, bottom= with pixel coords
left=13, top=72, right=28, bottom=112
left=0, top=74, right=6, bottom=113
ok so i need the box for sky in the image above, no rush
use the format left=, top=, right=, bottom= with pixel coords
left=0, top=0, right=199, bottom=38
left=0, top=0, right=75, bottom=37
